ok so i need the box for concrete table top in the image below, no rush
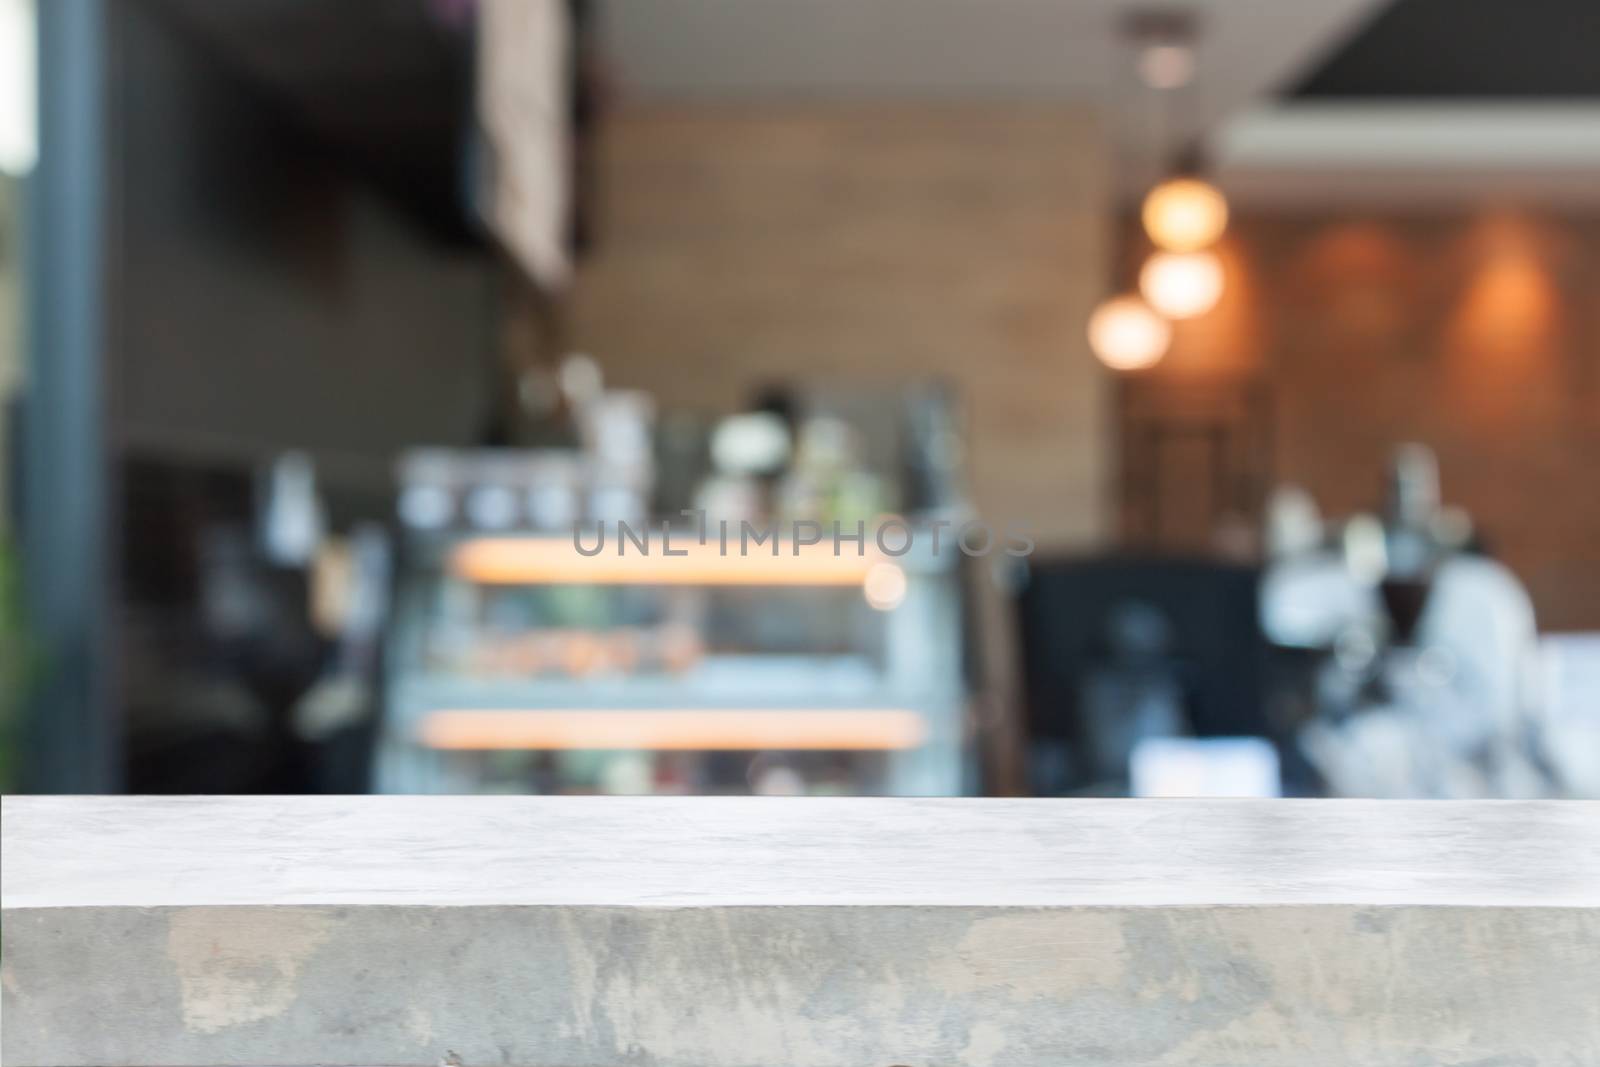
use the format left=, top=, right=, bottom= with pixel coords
left=4, top=796, right=1598, bottom=1066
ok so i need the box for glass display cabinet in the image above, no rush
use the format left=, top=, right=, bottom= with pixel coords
left=377, top=531, right=968, bottom=795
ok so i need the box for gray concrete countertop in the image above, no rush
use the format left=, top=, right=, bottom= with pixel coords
left=4, top=796, right=1599, bottom=1067
left=5, top=794, right=1599, bottom=908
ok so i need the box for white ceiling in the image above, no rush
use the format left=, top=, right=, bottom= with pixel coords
left=598, top=0, right=1387, bottom=192
left=1214, top=102, right=1600, bottom=208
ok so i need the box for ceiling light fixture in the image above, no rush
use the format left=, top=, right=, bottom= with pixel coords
left=1088, top=294, right=1171, bottom=371
left=1139, top=249, right=1224, bottom=319
left=1137, top=43, right=1195, bottom=90
left=1124, top=8, right=1200, bottom=92
left=1142, top=176, right=1229, bottom=253
left=1086, top=8, right=1224, bottom=373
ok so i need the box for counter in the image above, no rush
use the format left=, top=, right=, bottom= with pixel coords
left=4, top=796, right=1597, bottom=1065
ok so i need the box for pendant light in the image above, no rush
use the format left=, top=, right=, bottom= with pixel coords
left=1088, top=294, right=1171, bottom=371
left=1129, top=11, right=1228, bottom=254
left=1139, top=248, right=1223, bottom=319
left=1090, top=9, right=1225, bottom=373
left=1142, top=176, right=1228, bottom=253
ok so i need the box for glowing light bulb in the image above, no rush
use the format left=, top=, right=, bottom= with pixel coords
left=863, top=562, right=907, bottom=612
left=1139, top=250, right=1224, bottom=319
left=1087, top=295, right=1171, bottom=371
left=1142, top=177, right=1228, bottom=252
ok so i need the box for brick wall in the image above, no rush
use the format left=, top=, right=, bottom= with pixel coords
left=1133, top=211, right=1600, bottom=631
left=570, top=104, right=1113, bottom=549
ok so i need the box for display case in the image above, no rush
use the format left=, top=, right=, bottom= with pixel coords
left=377, top=530, right=968, bottom=795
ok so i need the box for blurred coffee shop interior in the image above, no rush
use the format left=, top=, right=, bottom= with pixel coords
left=1, top=0, right=1599, bottom=799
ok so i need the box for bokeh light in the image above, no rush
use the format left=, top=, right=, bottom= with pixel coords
left=1142, top=177, right=1229, bottom=252
left=1139, top=250, right=1224, bottom=319
left=1087, top=295, right=1171, bottom=371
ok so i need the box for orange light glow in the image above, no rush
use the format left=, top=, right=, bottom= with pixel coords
left=417, top=709, right=928, bottom=751
left=1142, top=177, right=1229, bottom=253
left=450, top=536, right=883, bottom=586
left=1450, top=251, right=1559, bottom=359
left=1139, top=250, right=1224, bottom=319
left=1087, top=294, right=1171, bottom=371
